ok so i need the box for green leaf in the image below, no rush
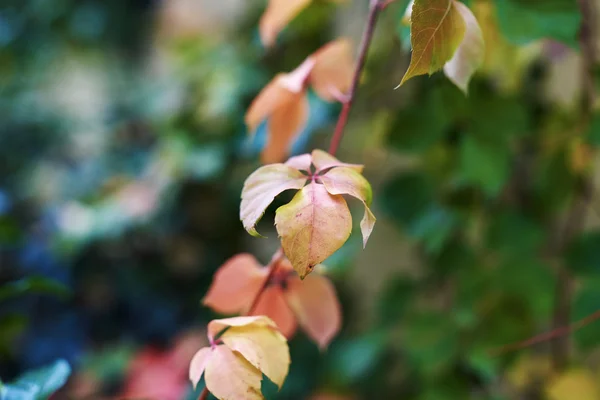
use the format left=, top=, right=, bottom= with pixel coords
left=566, top=231, right=600, bottom=276
left=399, top=0, right=466, bottom=86
left=275, top=182, right=352, bottom=278
left=1, top=360, right=71, bottom=400
left=486, top=212, right=545, bottom=259
left=408, top=204, right=458, bottom=254
left=495, top=0, right=581, bottom=47
left=0, top=277, right=70, bottom=302
left=320, top=166, right=376, bottom=247
left=458, top=135, right=510, bottom=196
left=586, top=113, right=600, bottom=146
left=240, top=163, right=307, bottom=237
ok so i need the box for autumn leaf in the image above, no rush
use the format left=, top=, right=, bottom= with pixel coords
left=400, top=0, right=467, bottom=86
left=189, top=316, right=290, bottom=400
left=275, top=182, right=352, bottom=278
left=443, top=1, right=484, bottom=93
left=259, top=0, right=347, bottom=47
left=203, top=255, right=342, bottom=348
left=245, top=41, right=353, bottom=163
left=240, top=164, right=307, bottom=237
left=320, top=166, right=376, bottom=247
left=259, top=0, right=312, bottom=47
left=202, top=254, right=269, bottom=314
left=285, top=274, right=342, bottom=349
left=311, top=39, right=355, bottom=101
left=252, top=284, right=298, bottom=337
left=240, top=150, right=375, bottom=278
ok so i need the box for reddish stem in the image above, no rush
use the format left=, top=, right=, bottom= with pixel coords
left=328, top=0, right=383, bottom=156
left=199, top=2, right=388, bottom=398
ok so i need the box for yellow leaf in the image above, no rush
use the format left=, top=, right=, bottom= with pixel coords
left=275, top=182, right=352, bottom=278
left=221, top=325, right=290, bottom=388
left=547, top=370, right=600, bottom=400
left=507, top=353, right=552, bottom=390
left=399, top=0, right=466, bottom=86
left=205, top=345, right=263, bottom=400
left=207, top=316, right=278, bottom=343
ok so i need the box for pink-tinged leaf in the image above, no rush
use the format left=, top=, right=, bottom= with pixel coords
left=443, top=1, right=484, bottom=93
left=285, top=274, right=341, bottom=349
left=221, top=324, right=290, bottom=388
left=203, top=254, right=269, bottom=314
left=310, top=39, right=355, bottom=101
left=311, top=149, right=363, bottom=173
left=399, top=0, right=466, bottom=86
left=320, top=167, right=376, bottom=247
left=240, top=164, right=307, bottom=237
left=285, top=153, right=312, bottom=172
left=251, top=285, right=298, bottom=338
left=189, top=347, right=212, bottom=389
left=204, top=345, right=263, bottom=400
left=278, top=58, right=316, bottom=93
left=245, top=76, right=297, bottom=133
left=263, top=92, right=309, bottom=164
left=275, top=182, right=352, bottom=278
left=207, top=316, right=278, bottom=343
left=259, top=0, right=312, bottom=47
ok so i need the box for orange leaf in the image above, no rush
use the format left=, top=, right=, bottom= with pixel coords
left=286, top=274, right=342, bottom=349
left=245, top=77, right=296, bottom=133
left=263, top=92, right=309, bottom=164
left=252, top=284, right=298, bottom=338
left=202, top=254, right=269, bottom=314
left=259, top=0, right=312, bottom=47
left=311, top=39, right=355, bottom=101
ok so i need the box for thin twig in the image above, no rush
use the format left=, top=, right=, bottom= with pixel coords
left=328, top=0, right=384, bottom=156
left=490, top=309, right=600, bottom=356
left=549, top=0, right=597, bottom=371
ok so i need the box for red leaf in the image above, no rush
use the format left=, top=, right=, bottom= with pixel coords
left=203, top=254, right=269, bottom=314
left=286, top=274, right=342, bottom=349
left=252, top=284, right=298, bottom=338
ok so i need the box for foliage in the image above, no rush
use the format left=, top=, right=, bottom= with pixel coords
left=2, top=0, right=600, bottom=399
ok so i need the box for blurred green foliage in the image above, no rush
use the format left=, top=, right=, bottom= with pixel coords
left=1, top=0, right=600, bottom=399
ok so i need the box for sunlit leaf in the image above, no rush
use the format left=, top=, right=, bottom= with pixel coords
left=188, top=347, right=212, bottom=390
left=204, top=345, right=263, bottom=400
left=320, top=167, right=376, bottom=247
left=221, top=324, right=290, bottom=388
left=443, top=1, right=484, bottom=93
left=240, top=164, right=307, bottom=237
left=203, top=254, right=269, bottom=314
left=399, top=0, right=466, bottom=86
left=286, top=274, right=342, bottom=349
left=275, top=182, right=352, bottom=278
left=207, top=316, right=278, bottom=343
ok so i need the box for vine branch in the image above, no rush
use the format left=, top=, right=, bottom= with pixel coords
left=329, top=0, right=384, bottom=156
left=199, top=1, right=386, bottom=397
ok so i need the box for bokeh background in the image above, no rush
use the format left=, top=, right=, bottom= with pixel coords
left=2, top=0, right=600, bottom=399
